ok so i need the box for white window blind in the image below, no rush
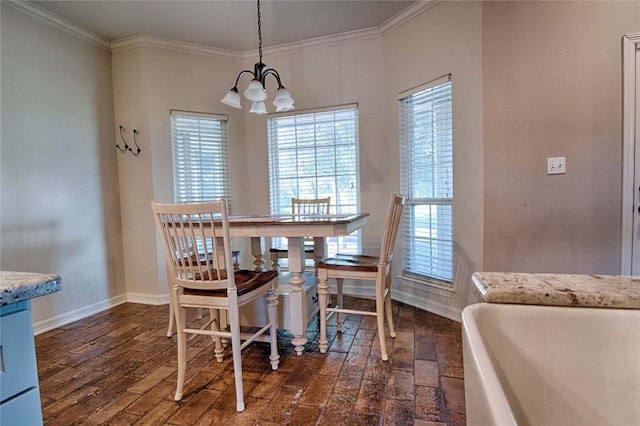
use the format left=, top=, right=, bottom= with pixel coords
left=171, top=110, right=230, bottom=206
left=399, top=76, right=453, bottom=284
left=267, top=106, right=361, bottom=256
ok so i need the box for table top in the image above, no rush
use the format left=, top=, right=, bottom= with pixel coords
left=226, top=213, right=369, bottom=225
left=472, top=272, right=640, bottom=309
left=216, top=213, right=369, bottom=238
left=0, top=271, right=62, bottom=306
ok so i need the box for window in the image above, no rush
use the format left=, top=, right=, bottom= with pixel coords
left=268, top=105, right=360, bottom=256
left=171, top=110, right=230, bottom=205
left=399, top=76, right=453, bottom=285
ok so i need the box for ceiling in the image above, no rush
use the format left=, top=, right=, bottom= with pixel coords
left=30, top=0, right=416, bottom=52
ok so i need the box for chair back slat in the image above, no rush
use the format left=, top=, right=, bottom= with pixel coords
left=152, top=200, right=235, bottom=291
left=292, top=197, right=331, bottom=216
left=379, top=194, right=406, bottom=265
left=291, top=197, right=332, bottom=249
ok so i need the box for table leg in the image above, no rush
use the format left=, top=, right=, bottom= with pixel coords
left=287, top=236, right=307, bottom=355
left=250, top=237, right=265, bottom=271
left=312, top=237, right=326, bottom=268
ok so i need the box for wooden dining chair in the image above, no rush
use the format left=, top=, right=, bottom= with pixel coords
left=270, top=197, right=331, bottom=270
left=151, top=200, right=280, bottom=412
left=316, top=194, right=405, bottom=361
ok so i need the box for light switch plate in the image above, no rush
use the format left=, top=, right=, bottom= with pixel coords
left=547, top=157, right=566, bottom=175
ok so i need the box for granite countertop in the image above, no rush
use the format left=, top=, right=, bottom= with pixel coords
left=472, top=272, right=640, bottom=308
left=0, top=271, right=62, bottom=306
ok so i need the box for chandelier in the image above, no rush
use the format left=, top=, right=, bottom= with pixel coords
left=220, top=0, right=295, bottom=114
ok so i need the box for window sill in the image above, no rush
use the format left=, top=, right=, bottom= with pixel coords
left=399, top=275, right=455, bottom=298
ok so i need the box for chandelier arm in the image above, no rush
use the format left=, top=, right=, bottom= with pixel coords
left=232, top=69, right=258, bottom=88
left=260, top=68, right=284, bottom=88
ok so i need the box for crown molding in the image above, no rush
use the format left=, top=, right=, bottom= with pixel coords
left=243, top=1, right=440, bottom=59
left=110, top=35, right=240, bottom=61
left=380, top=0, right=441, bottom=35
left=243, top=26, right=383, bottom=60
left=4, top=0, right=111, bottom=50
left=8, top=0, right=439, bottom=57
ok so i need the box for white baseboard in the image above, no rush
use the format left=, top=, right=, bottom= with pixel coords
left=33, top=285, right=460, bottom=336
left=392, top=291, right=462, bottom=322
left=33, top=294, right=128, bottom=335
left=339, top=282, right=462, bottom=322
left=126, top=292, right=169, bottom=306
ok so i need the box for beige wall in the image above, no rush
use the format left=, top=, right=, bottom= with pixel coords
left=483, top=1, right=640, bottom=274
left=0, top=4, right=125, bottom=329
left=384, top=1, right=484, bottom=318
left=112, top=43, right=247, bottom=303
left=111, top=47, right=156, bottom=301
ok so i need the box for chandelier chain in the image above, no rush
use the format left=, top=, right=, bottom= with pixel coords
left=220, top=0, right=294, bottom=113
left=257, top=0, right=263, bottom=63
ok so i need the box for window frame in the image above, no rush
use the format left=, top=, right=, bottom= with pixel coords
left=398, top=75, right=454, bottom=289
left=170, top=109, right=231, bottom=207
left=267, top=104, right=362, bottom=257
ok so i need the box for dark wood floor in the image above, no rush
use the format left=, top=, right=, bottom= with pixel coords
left=35, top=297, right=465, bottom=425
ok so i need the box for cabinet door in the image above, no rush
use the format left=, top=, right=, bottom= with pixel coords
left=0, top=387, right=43, bottom=425
left=0, top=309, right=39, bottom=401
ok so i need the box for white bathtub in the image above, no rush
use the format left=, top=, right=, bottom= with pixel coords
left=462, top=303, right=640, bottom=426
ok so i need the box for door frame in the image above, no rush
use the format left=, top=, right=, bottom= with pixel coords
left=621, top=33, right=640, bottom=275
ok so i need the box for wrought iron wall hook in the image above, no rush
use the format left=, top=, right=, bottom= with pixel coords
left=116, top=125, right=129, bottom=151
left=116, top=125, right=142, bottom=156
left=129, top=129, right=141, bottom=156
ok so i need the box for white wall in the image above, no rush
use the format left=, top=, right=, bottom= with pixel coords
left=0, top=4, right=125, bottom=331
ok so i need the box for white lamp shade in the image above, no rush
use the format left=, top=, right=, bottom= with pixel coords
left=273, top=87, right=294, bottom=108
left=250, top=101, right=268, bottom=115
left=244, top=80, right=267, bottom=102
left=221, top=89, right=242, bottom=109
left=275, top=103, right=295, bottom=112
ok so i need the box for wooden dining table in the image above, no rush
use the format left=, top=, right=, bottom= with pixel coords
left=222, top=213, right=369, bottom=355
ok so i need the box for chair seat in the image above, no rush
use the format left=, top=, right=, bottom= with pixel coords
left=317, top=254, right=380, bottom=272
left=270, top=246, right=314, bottom=253
left=185, top=269, right=278, bottom=297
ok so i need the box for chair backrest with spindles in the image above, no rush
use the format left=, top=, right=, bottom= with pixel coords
left=151, top=200, right=235, bottom=292
left=291, top=197, right=331, bottom=216
left=379, top=194, right=405, bottom=265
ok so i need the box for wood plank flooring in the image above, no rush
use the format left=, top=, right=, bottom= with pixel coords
left=35, top=297, right=465, bottom=425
